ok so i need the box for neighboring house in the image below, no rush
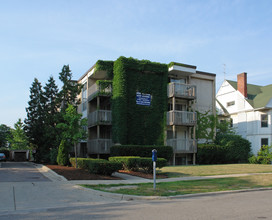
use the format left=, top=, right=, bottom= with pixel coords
left=216, top=72, right=272, bottom=155
left=77, top=57, right=216, bottom=165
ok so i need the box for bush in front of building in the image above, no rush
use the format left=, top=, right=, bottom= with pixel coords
left=109, top=156, right=167, bottom=173
left=110, top=145, right=173, bottom=161
left=197, top=134, right=252, bottom=164
left=196, top=144, right=226, bottom=164
left=248, top=145, right=272, bottom=164
left=57, top=140, right=70, bottom=166
left=215, top=134, right=252, bottom=163
left=69, top=158, right=122, bottom=176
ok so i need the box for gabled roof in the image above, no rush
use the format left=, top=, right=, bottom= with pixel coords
left=227, top=80, right=272, bottom=109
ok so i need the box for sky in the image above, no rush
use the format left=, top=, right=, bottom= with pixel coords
left=1, top=0, right=272, bottom=127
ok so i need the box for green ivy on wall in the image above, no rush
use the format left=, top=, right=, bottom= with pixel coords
left=95, top=60, right=114, bottom=79
left=96, top=80, right=112, bottom=96
left=112, top=56, right=168, bottom=145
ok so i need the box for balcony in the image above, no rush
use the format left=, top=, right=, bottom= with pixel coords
left=166, top=138, right=197, bottom=153
left=88, top=81, right=112, bottom=101
left=88, top=110, right=112, bottom=127
left=168, top=83, right=196, bottom=99
left=87, top=139, right=112, bottom=154
left=167, top=110, right=196, bottom=126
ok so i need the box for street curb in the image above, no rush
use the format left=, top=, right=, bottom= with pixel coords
left=76, top=185, right=272, bottom=201
left=31, top=162, right=68, bottom=182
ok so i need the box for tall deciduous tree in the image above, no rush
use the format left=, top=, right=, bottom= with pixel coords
left=8, top=119, right=29, bottom=150
left=57, top=104, right=87, bottom=167
left=58, top=65, right=82, bottom=111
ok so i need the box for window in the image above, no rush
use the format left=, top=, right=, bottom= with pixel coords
left=261, top=138, right=269, bottom=146
left=261, top=114, right=268, bottom=127
left=170, top=78, right=186, bottom=84
left=82, top=83, right=87, bottom=111
left=227, top=101, right=235, bottom=107
left=230, top=118, right=233, bottom=127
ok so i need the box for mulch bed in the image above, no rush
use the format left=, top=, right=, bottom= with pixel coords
left=46, top=165, right=168, bottom=180
left=46, top=165, right=121, bottom=180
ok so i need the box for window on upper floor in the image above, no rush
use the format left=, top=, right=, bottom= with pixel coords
left=261, top=138, right=269, bottom=146
left=170, top=78, right=186, bottom=84
left=261, top=114, right=268, bottom=127
left=82, top=83, right=87, bottom=111
left=227, top=101, right=235, bottom=107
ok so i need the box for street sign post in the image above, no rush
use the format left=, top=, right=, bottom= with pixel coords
left=152, top=149, right=157, bottom=190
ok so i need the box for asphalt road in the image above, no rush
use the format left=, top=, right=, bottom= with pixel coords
left=1, top=189, right=272, bottom=220
left=0, top=162, right=50, bottom=182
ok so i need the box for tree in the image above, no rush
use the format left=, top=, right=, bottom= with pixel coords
left=57, top=104, right=87, bottom=167
left=43, top=76, right=61, bottom=150
left=58, top=65, right=82, bottom=111
left=25, top=78, right=46, bottom=161
left=0, top=124, right=11, bottom=148
left=8, top=119, right=29, bottom=150
left=196, top=110, right=216, bottom=143
left=196, top=111, right=234, bottom=143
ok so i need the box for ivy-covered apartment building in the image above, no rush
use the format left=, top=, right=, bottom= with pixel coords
left=76, top=57, right=216, bottom=165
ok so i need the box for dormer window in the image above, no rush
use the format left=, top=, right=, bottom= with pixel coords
left=227, top=101, right=235, bottom=107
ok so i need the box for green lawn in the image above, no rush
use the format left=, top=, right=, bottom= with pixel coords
left=82, top=174, right=272, bottom=197
left=158, top=164, right=272, bottom=178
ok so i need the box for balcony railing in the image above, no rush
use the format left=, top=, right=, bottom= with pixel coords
left=88, top=110, right=112, bottom=127
left=166, top=138, right=197, bottom=153
left=167, top=110, right=196, bottom=126
left=88, top=82, right=112, bottom=101
left=87, top=139, right=112, bottom=154
left=168, top=83, right=196, bottom=99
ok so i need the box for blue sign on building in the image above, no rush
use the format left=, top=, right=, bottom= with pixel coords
left=136, top=92, right=151, bottom=106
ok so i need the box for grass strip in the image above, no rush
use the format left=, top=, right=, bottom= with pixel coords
left=81, top=174, right=272, bottom=197
left=158, top=164, right=272, bottom=178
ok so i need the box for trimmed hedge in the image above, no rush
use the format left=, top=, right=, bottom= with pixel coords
left=70, top=158, right=122, bottom=176
left=110, top=145, right=173, bottom=161
left=109, top=156, right=167, bottom=173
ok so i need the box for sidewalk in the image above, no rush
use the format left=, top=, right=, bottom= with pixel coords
left=37, top=162, right=272, bottom=185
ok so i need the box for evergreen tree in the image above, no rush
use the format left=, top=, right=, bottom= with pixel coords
left=0, top=124, right=11, bottom=148
left=8, top=119, right=28, bottom=150
left=43, top=76, right=61, bottom=150
left=25, top=78, right=46, bottom=161
left=57, top=139, right=69, bottom=166
left=58, top=65, right=82, bottom=111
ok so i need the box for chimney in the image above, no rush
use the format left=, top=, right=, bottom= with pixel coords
left=237, top=72, right=247, bottom=98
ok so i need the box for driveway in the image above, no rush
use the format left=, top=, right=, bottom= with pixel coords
left=0, top=162, right=121, bottom=213
left=0, top=162, right=50, bottom=182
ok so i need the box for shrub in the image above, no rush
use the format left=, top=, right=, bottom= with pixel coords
left=215, top=134, right=252, bottom=163
left=57, top=140, right=69, bottom=166
left=110, top=145, right=173, bottom=161
left=69, top=158, right=122, bottom=176
left=109, top=156, right=167, bottom=173
left=249, top=145, right=272, bottom=164
left=109, top=156, right=140, bottom=171
left=197, top=144, right=226, bottom=164
left=49, top=148, right=58, bottom=164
